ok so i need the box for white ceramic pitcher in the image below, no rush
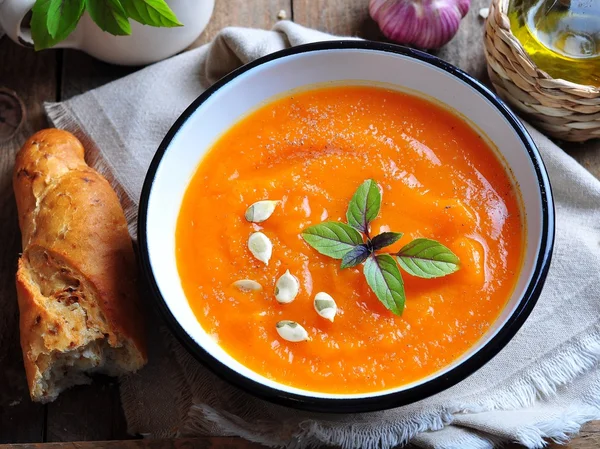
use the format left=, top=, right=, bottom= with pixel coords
left=0, top=0, right=214, bottom=65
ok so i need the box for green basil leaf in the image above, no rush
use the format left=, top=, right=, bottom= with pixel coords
left=370, top=231, right=403, bottom=251
left=363, top=254, right=405, bottom=315
left=340, top=244, right=371, bottom=269
left=31, top=0, right=53, bottom=50
left=120, top=0, right=182, bottom=27
left=396, top=238, right=460, bottom=279
left=346, top=179, right=381, bottom=235
left=46, top=0, right=85, bottom=39
left=30, top=0, right=75, bottom=50
left=302, top=222, right=363, bottom=259
left=86, top=0, right=132, bottom=35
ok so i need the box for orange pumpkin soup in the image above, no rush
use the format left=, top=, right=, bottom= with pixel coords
left=176, top=85, right=523, bottom=394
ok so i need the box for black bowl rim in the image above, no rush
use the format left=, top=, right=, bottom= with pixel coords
left=137, top=40, right=555, bottom=414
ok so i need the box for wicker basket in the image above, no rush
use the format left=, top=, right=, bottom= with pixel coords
left=483, top=0, right=600, bottom=142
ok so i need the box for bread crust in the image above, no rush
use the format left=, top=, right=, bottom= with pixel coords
left=13, top=129, right=146, bottom=402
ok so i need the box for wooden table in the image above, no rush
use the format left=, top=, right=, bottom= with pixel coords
left=1, top=0, right=599, bottom=447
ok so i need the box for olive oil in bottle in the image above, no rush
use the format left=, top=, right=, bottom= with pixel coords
left=508, top=0, right=600, bottom=87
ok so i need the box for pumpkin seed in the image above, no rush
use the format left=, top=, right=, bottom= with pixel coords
left=232, top=280, right=263, bottom=292
left=245, top=200, right=280, bottom=223
left=274, top=270, right=299, bottom=303
left=248, top=232, right=272, bottom=265
left=276, top=320, right=309, bottom=342
left=314, top=292, right=337, bottom=322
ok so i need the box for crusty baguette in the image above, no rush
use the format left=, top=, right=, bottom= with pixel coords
left=13, top=129, right=147, bottom=403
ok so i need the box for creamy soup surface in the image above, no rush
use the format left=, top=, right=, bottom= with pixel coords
left=176, top=85, right=524, bottom=394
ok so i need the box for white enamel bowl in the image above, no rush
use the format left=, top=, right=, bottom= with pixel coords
left=138, top=41, right=555, bottom=413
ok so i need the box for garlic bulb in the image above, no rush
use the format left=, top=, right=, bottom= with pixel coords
left=369, top=0, right=470, bottom=49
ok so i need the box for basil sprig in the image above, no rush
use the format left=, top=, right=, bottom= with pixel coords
left=31, top=0, right=182, bottom=51
left=301, top=179, right=460, bottom=316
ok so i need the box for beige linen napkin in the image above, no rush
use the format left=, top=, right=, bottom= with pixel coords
left=43, top=21, right=600, bottom=449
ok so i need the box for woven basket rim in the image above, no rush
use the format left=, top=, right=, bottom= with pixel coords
left=492, top=0, right=600, bottom=95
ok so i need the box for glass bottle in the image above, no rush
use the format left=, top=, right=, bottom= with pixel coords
left=508, top=0, right=600, bottom=87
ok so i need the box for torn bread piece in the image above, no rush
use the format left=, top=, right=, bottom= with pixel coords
left=13, top=129, right=146, bottom=403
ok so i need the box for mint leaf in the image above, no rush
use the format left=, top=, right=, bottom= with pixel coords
left=371, top=231, right=403, bottom=251
left=302, top=222, right=363, bottom=259
left=341, top=244, right=370, bottom=269
left=396, top=238, right=460, bottom=279
left=363, top=254, right=405, bottom=315
left=46, top=0, right=85, bottom=39
left=120, top=0, right=183, bottom=27
left=86, top=0, right=132, bottom=35
left=346, top=179, right=381, bottom=235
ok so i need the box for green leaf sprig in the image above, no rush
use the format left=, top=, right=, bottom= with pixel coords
left=31, top=0, right=183, bottom=51
left=301, top=179, right=460, bottom=316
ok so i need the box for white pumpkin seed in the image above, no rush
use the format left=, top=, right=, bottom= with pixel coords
left=274, top=270, right=300, bottom=303
left=314, top=292, right=337, bottom=322
left=232, top=280, right=263, bottom=292
left=248, top=232, right=272, bottom=265
left=276, top=320, right=309, bottom=342
left=245, top=200, right=280, bottom=223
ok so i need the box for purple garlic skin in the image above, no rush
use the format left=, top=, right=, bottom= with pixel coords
left=369, top=0, right=470, bottom=49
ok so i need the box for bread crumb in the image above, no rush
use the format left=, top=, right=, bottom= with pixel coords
left=277, top=9, right=287, bottom=20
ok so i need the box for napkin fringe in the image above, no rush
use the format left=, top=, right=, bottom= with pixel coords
left=184, top=402, right=455, bottom=449
left=514, top=404, right=600, bottom=448
left=45, top=101, right=139, bottom=237
left=452, top=326, right=600, bottom=414
left=146, top=303, right=600, bottom=449
left=170, top=336, right=457, bottom=449
left=427, top=433, right=498, bottom=449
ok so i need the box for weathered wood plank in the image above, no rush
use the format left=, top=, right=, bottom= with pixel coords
left=0, top=38, right=56, bottom=444
left=190, top=0, right=291, bottom=48
left=4, top=426, right=600, bottom=449
left=565, top=139, right=600, bottom=180
left=45, top=377, right=129, bottom=442
left=0, top=438, right=262, bottom=449
left=60, top=51, right=138, bottom=101
left=292, top=0, right=382, bottom=40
